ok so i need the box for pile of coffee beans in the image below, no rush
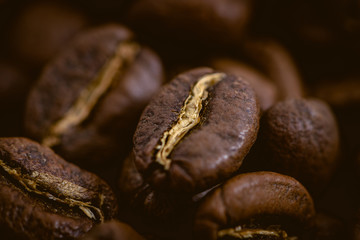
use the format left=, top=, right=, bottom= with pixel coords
left=1, top=0, right=359, bottom=239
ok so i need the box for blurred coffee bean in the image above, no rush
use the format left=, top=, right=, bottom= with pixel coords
left=125, top=0, right=253, bottom=47
left=12, top=1, right=87, bottom=70
left=210, top=58, right=279, bottom=112
left=81, top=220, right=145, bottom=240
left=251, top=1, right=360, bottom=84
left=194, top=171, right=315, bottom=240
left=242, top=39, right=304, bottom=100
left=24, top=24, right=164, bottom=174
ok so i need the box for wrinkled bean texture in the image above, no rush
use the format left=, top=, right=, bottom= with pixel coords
left=133, top=67, right=260, bottom=194
left=0, top=137, right=118, bottom=240
left=25, top=24, right=164, bottom=168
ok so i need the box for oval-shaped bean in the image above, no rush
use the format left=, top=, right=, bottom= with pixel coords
left=133, top=67, right=260, bottom=193
left=260, top=98, right=340, bottom=193
left=24, top=24, right=164, bottom=168
left=194, top=171, right=315, bottom=240
left=0, top=137, right=118, bottom=239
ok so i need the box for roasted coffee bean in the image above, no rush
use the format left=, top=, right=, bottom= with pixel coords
left=242, top=39, right=304, bottom=100
left=0, top=137, right=118, bottom=239
left=259, top=98, right=340, bottom=193
left=194, top=171, right=315, bottom=240
left=210, top=58, right=279, bottom=112
left=12, top=2, right=87, bottom=68
left=125, top=0, right=253, bottom=46
left=133, top=67, right=260, bottom=193
left=25, top=24, right=164, bottom=169
left=81, top=220, right=145, bottom=240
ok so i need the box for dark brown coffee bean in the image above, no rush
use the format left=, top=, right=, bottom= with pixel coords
left=125, top=0, right=253, bottom=46
left=259, top=98, right=340, bottom=193
left=0, top=137, right=118, bottom=239
left=25, top=24, right=164, bottom=169
left=242, top=39, right=304, bottom=100
left=12, top=2, right=87, bottom=68
left=81, top=220, right=145, bottom=240
left=194, top=171, right=315, bottom=240
left=133, top=67, right=260, bottom=194
left=210, top=58, right=279, bottom=112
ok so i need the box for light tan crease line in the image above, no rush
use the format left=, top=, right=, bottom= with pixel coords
left=217, top=227, right=289, bottom=239
left=155, top=72, right=226, bottom=170
left=42, top=42, right=140, bottom=147
left=0, top=159, right=105, bottom=222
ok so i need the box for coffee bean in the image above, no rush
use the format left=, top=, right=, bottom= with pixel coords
left=81, top=220, right=145, bottom=240
left=2, top=2, right=355, bottom=239
left=133, top=67, right=260, bottom=193
left=242, top=39, right=304, bottom=100
left=12, top=2, right=87, bottom=68
left=125, top=0, right=253, bottom=46
left=0, top=137, right=118, bottom=239
left=259, top=98, right=340, bottom=193
left=24, top=24, right=164, bottom=169
left=194, top=171, right=315, bottom=240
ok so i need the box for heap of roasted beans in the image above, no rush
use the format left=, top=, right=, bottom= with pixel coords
left=0, top=0, right=359, bottom=239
